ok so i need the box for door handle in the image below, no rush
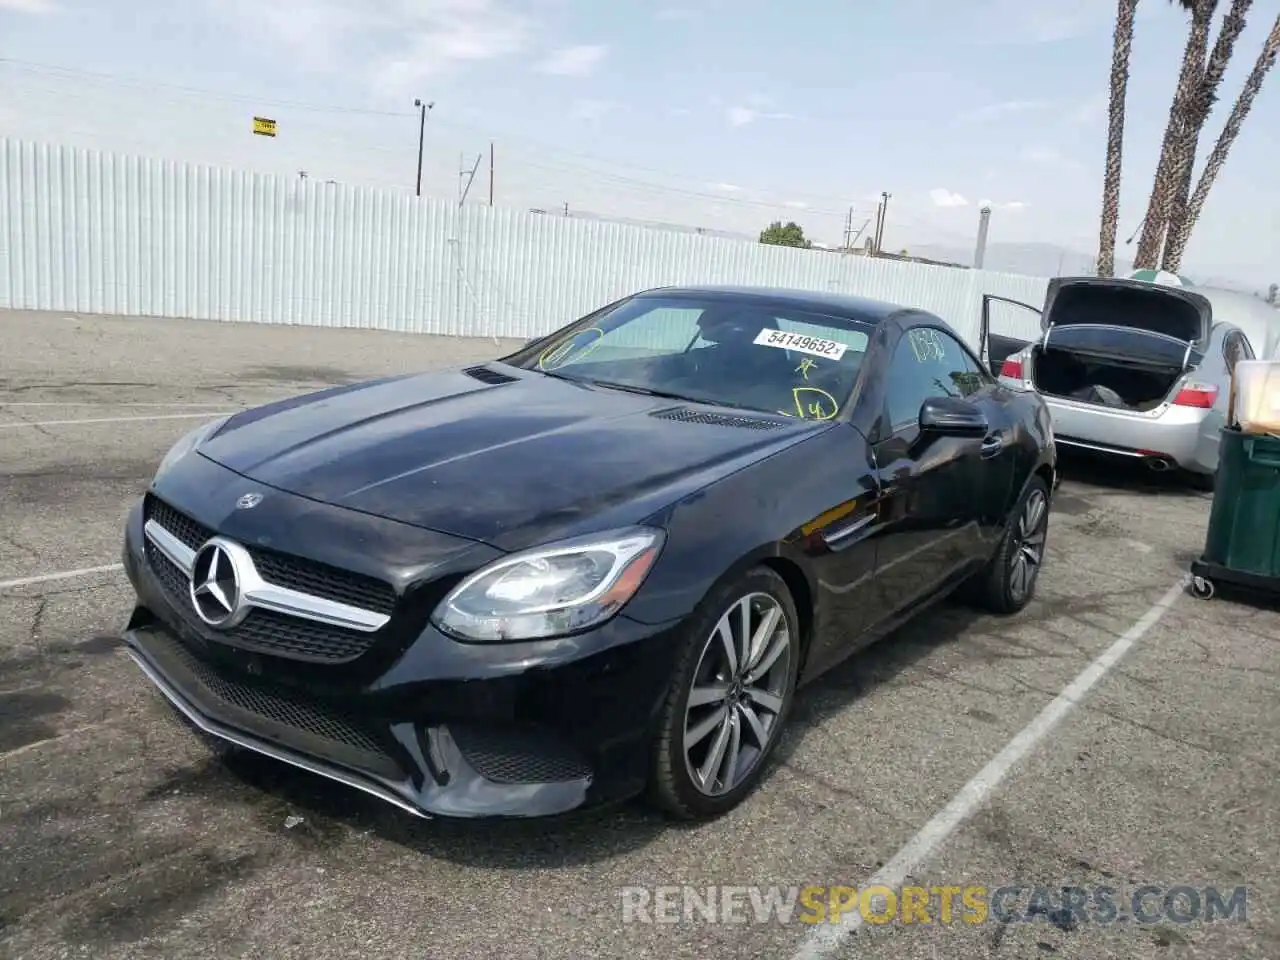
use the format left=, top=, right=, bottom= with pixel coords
left=980, top=433, right=1007, bottom=458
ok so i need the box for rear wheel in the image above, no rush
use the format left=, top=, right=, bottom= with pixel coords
left=966, top=476, right=1051, bottom=614
left=648, top=567, right=800, bottom=820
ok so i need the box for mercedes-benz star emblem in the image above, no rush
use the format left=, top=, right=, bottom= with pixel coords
left=189, top=540, right=246, bottom=628
left=236, top=492, right=263, bottom=510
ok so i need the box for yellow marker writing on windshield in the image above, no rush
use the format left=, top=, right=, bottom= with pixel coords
left=795, top=357, right=818, bottom=381
left=538, top=327, right=605, bottom=370
left=791, top=387, right=838, bottom=420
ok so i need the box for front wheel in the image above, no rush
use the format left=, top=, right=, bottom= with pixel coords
left=647, top=567, right=801, bottom=820
left=967, top=476, right=1051, bottom=615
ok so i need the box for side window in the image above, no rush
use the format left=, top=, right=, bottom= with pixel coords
left=884, top=328, right=982, bottom=431
left=954, top=343, right=995, bottom=397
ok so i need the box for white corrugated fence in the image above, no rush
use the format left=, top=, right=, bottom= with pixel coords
left=0, top=138, right=1051, bottom=349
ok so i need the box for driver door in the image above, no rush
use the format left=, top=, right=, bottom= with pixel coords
left=870, top=327, right=1001, bottom=618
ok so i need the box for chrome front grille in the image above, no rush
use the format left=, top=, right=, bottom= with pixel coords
left=142, top=496, right=397, bottom=663
left=145, top=498, right=396, bottom=614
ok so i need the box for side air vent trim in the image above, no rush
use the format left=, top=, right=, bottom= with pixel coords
left=463, top=365, right=519, bottom=385
left=650, top=408, right=786, bottom=430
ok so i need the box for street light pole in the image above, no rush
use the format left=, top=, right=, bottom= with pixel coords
left=414, top=98, right=434, bottom=196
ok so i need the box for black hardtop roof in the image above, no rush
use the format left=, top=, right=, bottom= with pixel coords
left=634, top=284, right=940, bottom=326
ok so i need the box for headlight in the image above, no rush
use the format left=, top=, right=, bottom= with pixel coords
left=154, top=416, right=229, bottom=481
left=431, top=527, right=665, bottom=642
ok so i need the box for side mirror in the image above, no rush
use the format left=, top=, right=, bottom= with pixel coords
left=919, top=396, right=988, bottom=434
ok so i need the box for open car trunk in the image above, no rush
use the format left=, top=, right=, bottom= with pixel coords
left=1026, top=279, right=1210, bottom=411
left=1031, top=339, right=1188, bottom=411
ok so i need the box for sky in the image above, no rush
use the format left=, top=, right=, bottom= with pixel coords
left=0, top=0, right=1277, bottom=288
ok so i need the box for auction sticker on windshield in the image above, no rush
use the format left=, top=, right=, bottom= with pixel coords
left=753, top=329, right=848, bottom=360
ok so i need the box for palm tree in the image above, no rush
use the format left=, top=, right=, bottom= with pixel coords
left=1097, top=0, right=1141, bottom=278
left=1132, top=0, right=1218, bottom=269
left=1160, top=0, right=1253, bottom=269
left=1162, top=11, right=1280, bottom=269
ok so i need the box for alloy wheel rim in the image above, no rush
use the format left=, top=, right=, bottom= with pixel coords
left=1009, top=489, right=1048, bottom=602
left=682, top=592, right=791, bottom=797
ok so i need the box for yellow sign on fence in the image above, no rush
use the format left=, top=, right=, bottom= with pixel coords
left=252, top=117, right=277, bottom=137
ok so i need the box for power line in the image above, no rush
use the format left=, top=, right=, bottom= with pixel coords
left=0, top=58, right=412, bottom=117
left=0, top=57, right=980, bottom=246
left=0, top=57, right=870, bottom=212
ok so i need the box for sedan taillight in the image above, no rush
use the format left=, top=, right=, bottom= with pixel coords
left=1172, top=382, right=1218, bottom=408
left=999, top=357, right=1023, bottom=379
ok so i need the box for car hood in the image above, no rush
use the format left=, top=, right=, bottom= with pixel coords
left=199, top=364, right=823, bottom=551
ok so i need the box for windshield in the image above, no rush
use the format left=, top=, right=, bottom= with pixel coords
left=509, top=296, right=874, bottom=421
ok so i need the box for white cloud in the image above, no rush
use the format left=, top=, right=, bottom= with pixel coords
left=0, top=0, right=56, bottom=11
left=979, top=198, right=1028, bottom=211
left=213, top=0, right=531, bottom=92
left=784, top=200, right=809, bottom=209
left=712, top=183, right=743, bottom=193
left=970, top=0, right=1116, bottom=44
left=725, top=103, right=794, bottom=127
left=930, top=188, right=969, bottom=208
left=535, top=44, right=608, bottom=76
left=1020, top=145, right=1081, bottom=170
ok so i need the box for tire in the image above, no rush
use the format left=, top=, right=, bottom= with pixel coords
left=967, top=475, right=1051, bottom=615
left=647, top=566, right=801, bottom=820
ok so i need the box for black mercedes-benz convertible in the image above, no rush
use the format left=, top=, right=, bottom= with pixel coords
left=120, top=285, right=1056, bottom=821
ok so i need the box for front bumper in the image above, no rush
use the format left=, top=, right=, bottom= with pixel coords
left=120, top=497, right=684, bottom=819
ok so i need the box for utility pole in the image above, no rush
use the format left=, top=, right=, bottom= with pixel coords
left=973, top=205, right=992, bottom=269
left=841, top=207, right=853, bottom=253
left=488, top=142, right=494, bottom=207
left=850, top=217, right=871, bottom=249
left=458, top=153, right=482, bottom=206
left=875, top=192, right=891, bottom=254
left=563, top=201, right=569, bottom=217
left=413, top=99, right=433, bottom=197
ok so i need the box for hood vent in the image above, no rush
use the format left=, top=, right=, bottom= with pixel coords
left=651, top=408, right=785, bottom=430
left=463, top=365, right=519, bottom=385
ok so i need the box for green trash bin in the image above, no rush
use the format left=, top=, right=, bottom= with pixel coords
left=1190, top=427, right=1280, bottom=599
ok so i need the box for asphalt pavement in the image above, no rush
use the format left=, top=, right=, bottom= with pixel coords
left=1, top=309, right=1276, bottom=960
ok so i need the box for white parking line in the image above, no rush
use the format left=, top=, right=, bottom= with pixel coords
left=790, top=576, right=1186, bottom=960
left=0, top=564, right=124, bottom=591
left=0, top=412, right=233, bottom=429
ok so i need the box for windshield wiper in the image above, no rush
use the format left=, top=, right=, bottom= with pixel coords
left=576, top=378, right=695, bottom=402
left=575, top=378, right=765, bottom=413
